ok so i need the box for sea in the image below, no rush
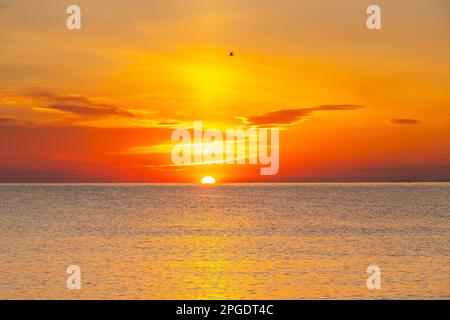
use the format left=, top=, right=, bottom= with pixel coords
left=0, top=183, right=449, bottom=299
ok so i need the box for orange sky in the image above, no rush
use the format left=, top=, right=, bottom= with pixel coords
left=0, top=0, right=449, bottom=182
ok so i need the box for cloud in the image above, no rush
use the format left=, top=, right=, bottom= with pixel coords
left=24, top=90, right=134, bottom=118
left=0, top=116, right=17, bottom=125
left=157, top=121, right=181, bottom=126
left=390, top=119, right=421, bottom=125
left=0, top=116, right=26, bottom=127
left=45, top=104, right=134, bottom=117
left=1, top=88, right=185, bottom=129
left=245, top=104, right=363, bottom=126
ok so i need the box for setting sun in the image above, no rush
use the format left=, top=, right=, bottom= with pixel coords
left=201, top=176, right=216, bottom=184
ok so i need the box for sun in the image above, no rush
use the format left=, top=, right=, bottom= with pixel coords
left=201, top=176, right=216, bottom=184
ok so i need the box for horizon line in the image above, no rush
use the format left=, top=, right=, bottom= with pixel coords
left=1, top=180, right=449, bottom=185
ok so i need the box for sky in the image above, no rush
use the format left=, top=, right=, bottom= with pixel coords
left=0, top=0, right=449, bottom=182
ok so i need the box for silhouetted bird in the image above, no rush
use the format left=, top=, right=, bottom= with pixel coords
left=229, top=52, right=234, bottom=57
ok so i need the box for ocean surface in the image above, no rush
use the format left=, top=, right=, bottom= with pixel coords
left=0, top=183, right=449, bottom=299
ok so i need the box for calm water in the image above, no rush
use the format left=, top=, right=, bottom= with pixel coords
left=0, top=183, right=449, bottom=299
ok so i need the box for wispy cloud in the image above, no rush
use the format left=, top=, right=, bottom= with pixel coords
left=24, top=90, right=134, bottom=118
left=244, top=104, right=363, bottom=127
left=44, top=104, right=134, bottom=117
left=0, top=116, right=26, bottom=127
left=390, top=118, right=421, bottom=125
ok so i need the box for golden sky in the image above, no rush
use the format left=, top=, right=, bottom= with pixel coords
left=0, top=0, right=449, bottom=182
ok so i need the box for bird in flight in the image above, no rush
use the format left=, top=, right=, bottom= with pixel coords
left=229, top=51, right=234, bottom=57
